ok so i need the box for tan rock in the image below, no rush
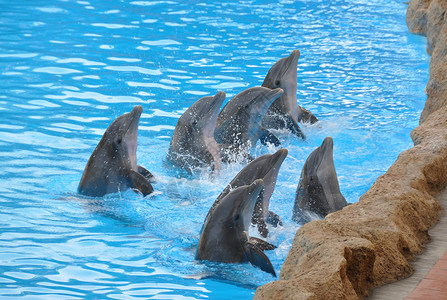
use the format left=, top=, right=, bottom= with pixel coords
left=406, top=0, right=431, bottom=34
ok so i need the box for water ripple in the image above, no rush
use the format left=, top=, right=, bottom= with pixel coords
left=46, top=91, right=144, bottom=104
left=141, top=39, right=182, bottom=46
left=33, top=67, right=82, bottom=75
left=105, top=66, right=161, bottom=75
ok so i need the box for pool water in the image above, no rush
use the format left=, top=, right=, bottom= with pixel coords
left=0, top=0, right=429, bottom=299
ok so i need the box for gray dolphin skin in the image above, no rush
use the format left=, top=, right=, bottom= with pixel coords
left=208, top=148, right=288, bottom=237
left=292, top=137, right=347, bottom=223
left=262, top=50, right=318, bottom=139
left=214, top=87, right=283, bottom=162
left=167, top=91, right=226, bottom=174
left=78, top=106, right=154, bottom=197
left=196, top=179, right=276, bottom=276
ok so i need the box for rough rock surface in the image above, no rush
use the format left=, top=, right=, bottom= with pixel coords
left=254, top=1, right=447, bottom=299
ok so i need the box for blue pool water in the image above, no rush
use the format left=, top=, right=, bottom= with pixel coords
left=0, top=0, right=429, bottom=299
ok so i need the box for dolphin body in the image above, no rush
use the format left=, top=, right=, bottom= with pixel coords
left=262, top=50, right=318, bottom=139
left=293, top=137, right=347, bottom=224
left=214, top=87, right=283, bottom=162
left=167, top=92, right=226, bottom=174
left=78, top=106, right=154, bottom=197
left=196, top=179, right=276, bottom=276
left=206, top=149, right=288, bottom=237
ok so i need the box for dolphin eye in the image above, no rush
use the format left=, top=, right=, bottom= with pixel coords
left=275, top=79, right=280, bottom=86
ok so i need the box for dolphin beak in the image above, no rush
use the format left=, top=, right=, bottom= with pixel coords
left=210, top=91, right=226, bottom=117
left=252, top=88, right=284, bottom=119
left=270, top=148, right=288, bottom=168
left=321, top=137, right=334, bottom=153
left=130, top=105, right=143, bottom=120
left=240, top=179, right=264, bottom=212
left=127, top=105, right=143, bottom=131
left=122, top=105, right=143, bottom=147
left=204, top=91, right=225, bottom=136
left=266, top=88, right=284, bottom=102
left=290, top=49, right=300, bottom=63
left=283, top=49, right=300, bottom=76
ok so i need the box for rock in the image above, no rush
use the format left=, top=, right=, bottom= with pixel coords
left=254, top=221, right=375, bottom=300
left=406, top=0, right=430, bottom=35
left=254, top=0, right=447, bottom=298
left=411, top=0, right=447, bottom=123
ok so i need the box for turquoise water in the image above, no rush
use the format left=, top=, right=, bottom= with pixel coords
left=0, top=0, right=429, bottom=299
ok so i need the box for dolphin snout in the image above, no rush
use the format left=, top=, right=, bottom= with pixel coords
left=131, top=105, right=143, bottom=116
left=321, top=137, right=334, bottom=152
left=290, top=49, right=300, bottom=60
left=268, top=88, right=284, bottom=100
left=271, top=148, right=288, bottom=167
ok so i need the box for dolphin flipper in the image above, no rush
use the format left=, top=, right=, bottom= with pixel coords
left=249, top=237, right=276, bottom=251
left=259, top=128, right=281, bottom=147
left=266, top=211, right=283, bottom=227
left=244, top=242, right=276, bottom=277
left=138, top=165, right=155, bottom=183
left=129, top=170, right=154, bottom=196
left=297, top=105, right=318, bottom=124
left=285, top=116, right=306, bottom=140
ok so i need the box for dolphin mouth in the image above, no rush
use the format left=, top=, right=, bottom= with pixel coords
left=250, top=88, right=284, bottom=122
left=313, top=137, right=334, bottom=172
left=124, top=105, right=143, bottom=136
left=123, top=106, right=142, bottom=170
left=320, top=137, right=334, bottom=154
left=128, top=105, right=143, bottom=128
left=282, top=49, right=300, bottom=77
left=266, top=88, right=284, bottom=102
left=238, top=179, right=264, bottom=229
left=202, top=91, right=226, bottom=138
left=237, top=179, right=264, bottom=211
left=208, top=91, right=226, bottom=124
left=270, top=148, right=288, bottom=169
left=261, top=148, right=288, bottom=212
left=203, top=92, right=225, bottom=172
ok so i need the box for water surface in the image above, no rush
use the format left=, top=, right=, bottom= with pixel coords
left=0, top=0, right=429, bottom=299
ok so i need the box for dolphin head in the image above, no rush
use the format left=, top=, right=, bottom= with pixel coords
left=186, top=91, right=226, bottom=141
left=247, top=87, right=283, bottom=143
left=103, top=105, right=142, bottom=171
left=262, top=50, right=300, bottom=115
left=171, top=91, right=225, bottom=171
left=308, top=136, right=334, bottom=175
left=313, top=137, right=340, bottom=212
left=244, top=87, right=284, bottom=119
left=216, top=179, right=264, bottom=232
left=208, top=179, right=264, bottom=238
left=197, top=179, right=264, bottom=262
left=296, top=136, right=346, bottom=218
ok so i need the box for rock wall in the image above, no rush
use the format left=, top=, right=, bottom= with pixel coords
left=254, top=1, right=447, bottom=299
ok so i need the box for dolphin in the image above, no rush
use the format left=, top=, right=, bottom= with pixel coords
left=196, top=179, right=276, bottom=276
left=206, top=148, right=288, bottom=237
left=167, top=91, right=226, bottom=174
left=262, top=50, right=318, bottom=139
left=292, top=137, right=347, bottom=223
left=78, top=105, right=154, bottom=197
left=214, top=87, right=283, bottom=162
